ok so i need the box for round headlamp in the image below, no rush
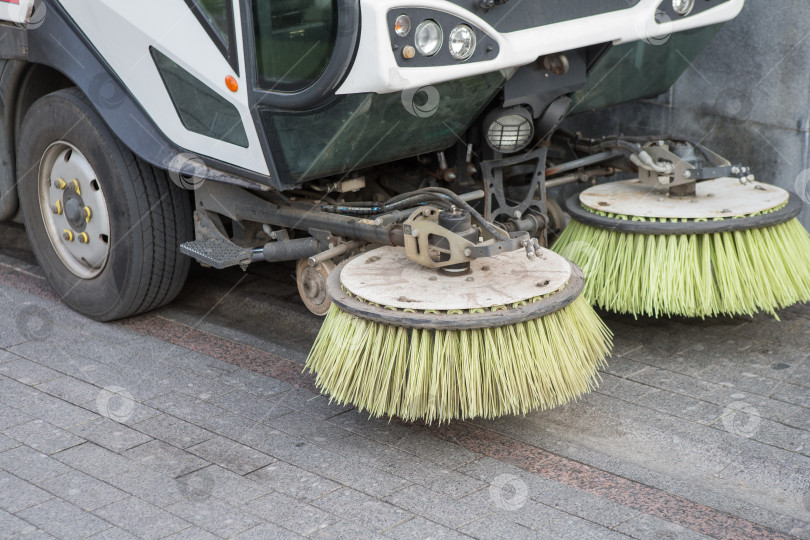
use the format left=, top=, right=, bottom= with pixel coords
left=449, top=24, right=476, bottom=61
left=394, top=14, right=411, bottom=37
left=485, top=107, right=535, bottom=154
left=672, top=0, right=694, bottom=15
left=415, top=20, right=443, bottom=57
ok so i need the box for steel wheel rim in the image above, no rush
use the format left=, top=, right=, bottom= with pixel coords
left=38, top=141, right=112, bottom=279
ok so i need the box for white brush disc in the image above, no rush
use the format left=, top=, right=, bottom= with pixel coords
left=339, top=246, right=571, bottom=311
left=579, top=178, right=789, bottom=219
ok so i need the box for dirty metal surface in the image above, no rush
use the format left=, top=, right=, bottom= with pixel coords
left=580, top=178, right=789, bottom=219
left=338, top=246, right=571, bottom=311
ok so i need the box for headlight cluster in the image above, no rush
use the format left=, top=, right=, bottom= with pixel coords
left=448, top=25, right=476, bottom=61
left=415, top=20, right=443, bottom=57
left=394, top=15, right=477, bottom=61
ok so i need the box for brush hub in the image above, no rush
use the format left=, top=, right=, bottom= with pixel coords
left=568, top=178, right=801, bottom=235
left=434, top=208, right=478, bottom=276
left=329, top=246, right=583, bottom=330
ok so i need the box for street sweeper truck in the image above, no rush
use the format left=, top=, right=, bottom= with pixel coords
left=3, top=0, right=798, bottom=423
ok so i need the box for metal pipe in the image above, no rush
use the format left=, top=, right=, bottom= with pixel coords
left=198, top=182, right=399, bottom=246
left=374, top=209, right=415, bottom=227
left=505, top=214, right=546, bottom=235
left=545, top=168, right=616, bottom=189
left=308, top=240, right=363, bottom=267
left=545, top=173, right=582, bottom=189
left=458, top=189, right=485, bottom=203
left=271, top=206, right=399, bottom=246
left=253, top=237, right=321, bottom=263
left=546, top=150, right=623, bottom=177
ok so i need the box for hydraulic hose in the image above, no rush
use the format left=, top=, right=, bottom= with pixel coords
left=321, top=194, right=453, bottom=216
left=322, top=187, right=509, bottom=241
left=417, top=187, right=510, bottom=241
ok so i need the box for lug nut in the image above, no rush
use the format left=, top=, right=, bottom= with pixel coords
left=62, top=230, right=74, bottom=242
left=54, top=178, right=67, bottom=190
left=77, top=232, right=89, bottom=244
left=70, top=179, right=81, bottom=195
left=52, top=200, right=62, bottom=215
left=83, top=206, right=92, bottom=223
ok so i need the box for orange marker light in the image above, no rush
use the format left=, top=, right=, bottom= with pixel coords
left=394, top=14, right=411, bottom=37
left=225, top=75, right=238, bottom=93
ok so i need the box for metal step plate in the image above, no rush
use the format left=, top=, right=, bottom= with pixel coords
left=180, top=238, right=252, bottom=269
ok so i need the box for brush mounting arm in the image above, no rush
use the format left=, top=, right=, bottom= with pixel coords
left=568, top=136, right=755, bottom=192
left=634, top=142, right=754, bottom=190
left=682, top=164, right=754, bottom=183
left=402, top=206, right=531, bottom=269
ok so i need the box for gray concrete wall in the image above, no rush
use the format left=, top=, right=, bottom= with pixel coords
left=562, top=0, right=810, bottom=228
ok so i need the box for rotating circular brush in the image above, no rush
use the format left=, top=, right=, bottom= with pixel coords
left=305, top=246, right=612, bottom=424
left=553, top=178, right=810, bottom=318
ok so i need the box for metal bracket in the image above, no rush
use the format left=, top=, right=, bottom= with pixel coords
left=403, top=208, right=476, bottom=268
left=465, top=231, right=529, bottom=259
left=636, top=143, right=751, bottom=188
left=402, top=207, right=530, bottom=268
left=481, top=148, right=548, bottom=223
left=636, top=146, right=694, bottom=188
left=687, top=164, right=753, bottom=183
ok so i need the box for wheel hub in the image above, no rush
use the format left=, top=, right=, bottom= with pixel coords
left=39, top=142, right=112, bottom=279
left=301, top=266, right=327, bottom=305
left=63, top=188, right=86, bottom=232
left=296, top=259, right=335, bottom=316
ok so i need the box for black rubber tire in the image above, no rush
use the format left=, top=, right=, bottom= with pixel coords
left=17, top=88, right=192, bottom=321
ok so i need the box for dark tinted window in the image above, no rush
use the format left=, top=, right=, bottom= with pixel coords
left=186, top=0, right=238, bottom=72
left=152, top=48, right=249, bottom=147
left=252, top=0, right=338, bottom=92
left=196, top=0, right=229, bottom=43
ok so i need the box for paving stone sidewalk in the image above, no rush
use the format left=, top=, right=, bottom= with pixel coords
left=0, top=238, right=809, bottom=539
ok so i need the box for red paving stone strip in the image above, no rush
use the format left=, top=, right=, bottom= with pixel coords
left=0, top=263, right=796, bottom=540
left=118, top=314, right=319, bottom=393
left=0, top=262, right=59, bottom=301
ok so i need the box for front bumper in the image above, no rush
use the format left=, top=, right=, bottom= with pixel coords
left=337, top=0, right=744, bottom=95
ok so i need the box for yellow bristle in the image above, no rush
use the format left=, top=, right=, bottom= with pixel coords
left=305, top=296, right=612, bottom=424
left=553, top=217, right=810, bottom=318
